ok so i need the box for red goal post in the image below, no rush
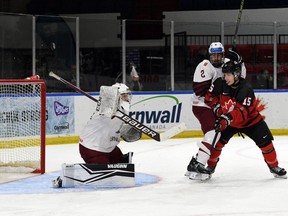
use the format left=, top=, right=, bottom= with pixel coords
left=0, top=79, right=46, bottom=174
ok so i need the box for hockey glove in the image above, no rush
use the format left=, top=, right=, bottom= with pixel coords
left=227, top=48, right=243, bottom=64
left=215, top=114, right=232, bottom=132
left=120, top=124, right=142, bottom=142
left=212, top=103, right=223, bottom=117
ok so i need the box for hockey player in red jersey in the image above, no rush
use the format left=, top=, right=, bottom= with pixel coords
left=186, top=42, right=246, bottom=180
left=204, top=60, right=287, bottom=179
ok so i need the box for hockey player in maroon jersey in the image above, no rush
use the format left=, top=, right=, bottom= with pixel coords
left=204, top=60, right=287, bottom=179
left=185, top=42, right=246, bottom=180
left=79, top=83, right=141, bottom=164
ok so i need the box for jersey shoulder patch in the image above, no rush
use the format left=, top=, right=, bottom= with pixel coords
left=201, top=59, right=211, bottom=66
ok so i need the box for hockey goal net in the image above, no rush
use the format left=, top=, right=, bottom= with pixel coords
left=0, top=79, right=46, bottom=174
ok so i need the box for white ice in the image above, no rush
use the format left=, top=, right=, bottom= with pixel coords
left=1, top=136, right=288, bottom=216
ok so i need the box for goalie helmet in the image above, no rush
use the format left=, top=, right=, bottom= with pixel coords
left=112, top=83, right=132, bottom=113
left=112, top=83, right=129, bottom=94
left=209, top=42, right=224, bottom=68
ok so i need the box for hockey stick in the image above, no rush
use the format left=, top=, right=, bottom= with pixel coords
left=232, top=0, right=245, bottom=49
left=210, top=131, right=220, bottom=151
left=49, top=71, right=186, bottom=142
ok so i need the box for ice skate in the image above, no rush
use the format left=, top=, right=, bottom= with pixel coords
left=185, top=157, right=212, bottom=180
left=206, top=166, right=216, bottom=174
left=185, top=157, right=198, bottom=177
left=269, top=166, right=287, bottom=179
left=52, top=176, right=63, bottom=188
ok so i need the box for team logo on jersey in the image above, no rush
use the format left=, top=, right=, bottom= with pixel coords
left=222, top=99, right=235, bottom=113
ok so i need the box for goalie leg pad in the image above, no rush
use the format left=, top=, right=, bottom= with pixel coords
left=60, top=163, right=135, bottom=188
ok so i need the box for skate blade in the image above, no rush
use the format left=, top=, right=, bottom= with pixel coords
left=185, top=171, right=191, bottom=177
left=200, top=174, right=212, bottom=181
left=189, top=172, right=211, bottom=181
left=273, top=173, right=287, bottom=179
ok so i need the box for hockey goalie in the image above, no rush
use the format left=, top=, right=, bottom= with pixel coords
left=53, top=83, right=142, bottom=188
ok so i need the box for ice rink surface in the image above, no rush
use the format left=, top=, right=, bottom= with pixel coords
left=1, top=136, right=288, bottom=216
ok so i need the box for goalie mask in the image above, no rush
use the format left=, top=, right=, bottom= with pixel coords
left=112, top=83, right=132, bottom=113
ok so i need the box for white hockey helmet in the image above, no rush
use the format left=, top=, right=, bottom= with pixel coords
left=208, top=42, right=224, bottom=54
left=209, top=42, right=225, bottom=68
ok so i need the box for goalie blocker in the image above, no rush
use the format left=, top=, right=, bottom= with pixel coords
left=53, top=163, right=135, bottom=188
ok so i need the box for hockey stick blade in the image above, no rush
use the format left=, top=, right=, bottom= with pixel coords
left=160, top=122, right=187, bottom=142
left=49, top=71, right=163, bottom=142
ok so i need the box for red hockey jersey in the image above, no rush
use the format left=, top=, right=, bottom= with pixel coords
left=205, top=77, right=263, bottom=128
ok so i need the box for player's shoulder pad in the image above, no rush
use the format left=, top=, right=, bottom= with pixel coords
left=196, top=59, right=210, bottom=68
left=212, top=77, right=224, bottom=94
left=237, top=79, right=255, bottom=103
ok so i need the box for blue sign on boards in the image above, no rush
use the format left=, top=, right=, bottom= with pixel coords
left=46, top=96, right=75, bottom=135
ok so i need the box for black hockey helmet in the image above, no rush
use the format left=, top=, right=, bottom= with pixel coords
left=222, top=61, right=241, bottom=78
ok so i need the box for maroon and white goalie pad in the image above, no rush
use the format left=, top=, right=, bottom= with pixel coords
left=59, top=163, right=135, bottom=188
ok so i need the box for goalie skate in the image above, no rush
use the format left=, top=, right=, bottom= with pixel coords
left=52, top=176, right=63, bottom=188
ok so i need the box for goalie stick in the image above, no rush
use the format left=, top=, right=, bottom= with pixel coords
left=49, top=71, right=186, bottom=142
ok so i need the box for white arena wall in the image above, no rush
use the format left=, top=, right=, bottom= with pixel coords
left=46, top=90, right=288, bottom=144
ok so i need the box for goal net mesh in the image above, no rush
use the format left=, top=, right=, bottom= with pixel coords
left=0, top=80, right=46, bottom=173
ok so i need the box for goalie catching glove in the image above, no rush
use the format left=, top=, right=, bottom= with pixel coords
left=120, top=124, right=142, bottom=142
